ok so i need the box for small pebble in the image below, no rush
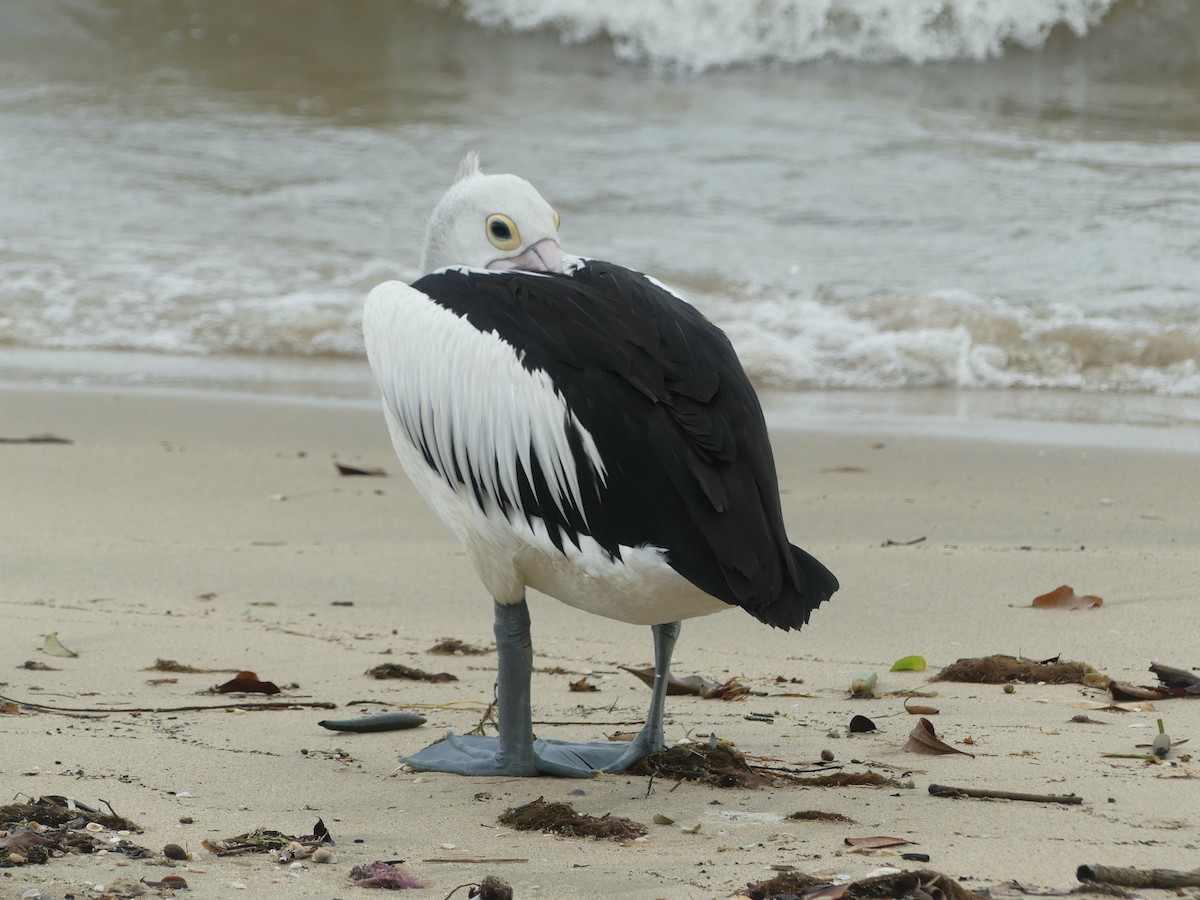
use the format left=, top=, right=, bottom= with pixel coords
left=163, top=843, right=189, bottom=861
left=820, top=749, right=835, bottom=762
left=312, top=847, right=335, bottom=864
left=8, top=852, right=27, bottom=865
left=1003, top=684, right=1015, bottom=694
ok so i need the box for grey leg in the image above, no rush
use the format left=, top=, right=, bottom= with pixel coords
left=403, top=603, right=682, bottom=777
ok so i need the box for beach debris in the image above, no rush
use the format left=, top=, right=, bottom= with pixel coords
left=1078, top=863, right=1200, bottom=889
left=890, top=655, right=926, bottom=672
left=214, top=671, right=281, bottom=695
left=319, top=711, right=427, bottom=733
left=739, top=867, right=986, bottom=899
left=569, top=676, right=599, bottom=692
left=0, top=796, right=140, bottom=832
left=848, top=714, right=877, bottom=733
left=1031, top=584, right=1103, bottom=609
left=368, top=662, right=457, bottom=682
left=423, top=856, right=527, bottom=864
left=881, top=535, right=926, bottom=546
left=148, top=658, right=222, bottom=673
left=0, top=799, right=150, bottom=868
left=929, top=783, right=1082, bottom=804
left=1149, top=662, right=1200, bottom=696
left=850, top=670, right=877, bottom=697
left=428, top=637, right=491, bottom=656
left=787, top=810, right=854, bottom=823
left=791, top=771, right=914, bottom=789
left=627, top=742, right=767, bottom=789
left=0, top=433, right=72, bottom=444
left=42, top=632, right=78, bottom=658
left=334, top=461, right=387, bottom=476
left=903, top=697, right=939, bottom=715
left=20, top=660, right=58, bottom=671
left=934, top=654, right=1108, bottom=687
left=202, top=819, right=332, bottom=859
left=1060, top=696, right=1156, bottom=713
left=620, top=665, right=758, bottom=699
left=443, top=875, right=514, bottom=899
left=738, top=870, right=825, bottom=899
left=844, top=835, right=914, bottom=851
left=350, top=860, right=425, bottom=889
left=499, top=797, right=646, bottom=842
left=163, top=842, right=189, bottom=860
left=0, top=689, right=333, bottom=715
left=905, top=717, right=973, bottom=757
left=142, top=874, right=190, bottom=890
left=1108, top=663, right=1200, bottom=701
left=1110, top=683, right=1165, bottom=703
left=1152, top=717, right=1172, bottom=758
left=652, top=813, right=676, bottom=825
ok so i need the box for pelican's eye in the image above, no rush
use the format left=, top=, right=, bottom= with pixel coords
left=486, top=214, right=520, bottom=251
left=552, top=210, right=560, bottom=230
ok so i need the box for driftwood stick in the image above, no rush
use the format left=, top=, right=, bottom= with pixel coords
left=929, top=783, right=1083, bottom=805
left=0, top=692, right=336, bottom=715
left=1078, top=864, right=1200, bottom=888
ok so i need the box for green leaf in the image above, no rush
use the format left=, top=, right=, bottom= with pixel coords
left=43, top=632, right=79, bottom=658
left=890, top=655, right=927, bottom=672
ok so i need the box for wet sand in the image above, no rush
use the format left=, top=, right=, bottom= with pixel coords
left=2, top=387, right=1198, bottom=899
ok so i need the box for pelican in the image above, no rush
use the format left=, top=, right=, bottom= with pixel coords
left=362, top=153, right=838, bottom=776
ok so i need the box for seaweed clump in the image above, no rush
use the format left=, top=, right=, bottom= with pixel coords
left=934, top=654, right=1107, bottom=687
left=627, top=742, right=767, bottom=788
left=499, top=797, right=646, bottom=842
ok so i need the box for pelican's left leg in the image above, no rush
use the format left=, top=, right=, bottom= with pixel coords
left=403, top=607, right=681, bottom=777
left=520, top=619, right=682, bottom=774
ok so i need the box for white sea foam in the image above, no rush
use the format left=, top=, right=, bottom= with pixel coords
left=706, top=287, right=1200, bottom=396
left=448, top=0, right=1116, bottom=69
left=4, top=254, right=1197, bottom=396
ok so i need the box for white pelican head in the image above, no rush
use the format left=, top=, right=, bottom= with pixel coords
left=420, top=151, right=564, bottom=275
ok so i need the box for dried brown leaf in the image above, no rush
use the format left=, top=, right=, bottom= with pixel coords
left=1032, top=584, right=1103, bottom=609
left=215, top=671, right=281, bottom=695
left=620, top=664, right=721, bottom=697
left=1109, top=680, right=1168, bottom=702
left=904, top=697, right=939, bottom=715
left=334, top=461, right=387, bottom=477
left=905, top=717, right=973, bottom=757
left=569, top=676, right=599, bottom=692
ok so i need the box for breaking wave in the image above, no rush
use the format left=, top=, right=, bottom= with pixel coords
left=442, top=0, right=1199, bottom=73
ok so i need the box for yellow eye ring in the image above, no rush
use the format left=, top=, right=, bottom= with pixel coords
left=486, top=214, right=521, bottom=251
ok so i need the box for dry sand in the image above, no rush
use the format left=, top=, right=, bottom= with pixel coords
left=2, top=386, right=1198, bottom=899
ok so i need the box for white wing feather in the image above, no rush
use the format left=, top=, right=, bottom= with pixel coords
left=362, top=280, right=607, bottom=524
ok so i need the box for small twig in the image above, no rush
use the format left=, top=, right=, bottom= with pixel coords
left=424, top=857, right=528, bottom=864
left=532, top=720, right=644, bottom=726
left=0, top=692, right=335, bottom=715
left=929, top=783, right=1082, bottom=805
left=1078, top=864, right=1200, bottom=889
left=883, top=536, right=926, bottom=547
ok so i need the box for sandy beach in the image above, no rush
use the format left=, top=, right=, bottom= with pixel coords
left=2, top=386, right=1198, bottom=899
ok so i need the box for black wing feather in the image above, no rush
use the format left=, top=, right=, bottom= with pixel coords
left=411, top=261, right=838, bottom=630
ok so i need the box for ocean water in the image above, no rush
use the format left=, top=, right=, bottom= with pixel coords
left=2, top=0, right=1199, bottom=427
